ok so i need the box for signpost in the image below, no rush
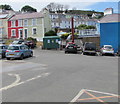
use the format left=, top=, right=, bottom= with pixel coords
left=71, top=17, right=74, bottom=43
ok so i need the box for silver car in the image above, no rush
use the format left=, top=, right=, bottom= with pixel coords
left=6, top=44, right=33, bottom=60
left=100, top=45, right=115, bottom=56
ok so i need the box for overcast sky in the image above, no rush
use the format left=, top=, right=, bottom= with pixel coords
left=0, top=0, right=119, bottom=13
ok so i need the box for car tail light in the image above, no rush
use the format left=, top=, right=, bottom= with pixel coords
left=74, top=46, right=77, bottom=48
left=15, top=51, right=20, bottom=52
left=6, top=50, right=9, bottom=52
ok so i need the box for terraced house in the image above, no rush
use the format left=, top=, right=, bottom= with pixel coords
left=0, top=13, right=10, bottom=39
left=8, top=10, right=51, bottom=41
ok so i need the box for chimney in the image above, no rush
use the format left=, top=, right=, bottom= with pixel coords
left=104, top=8, right=113, bottom=16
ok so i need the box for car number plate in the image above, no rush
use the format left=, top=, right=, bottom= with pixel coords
left=69, top=47, right=73, bottom=49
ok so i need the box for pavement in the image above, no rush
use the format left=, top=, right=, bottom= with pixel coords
left=0, top=48, right=119, bottom=103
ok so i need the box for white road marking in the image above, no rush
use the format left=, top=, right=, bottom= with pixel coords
left=0, top=72, right=50, bottom=91
left=0, top=73, right=21, bottom=91
left=85, top=89, right=119, bottom=97
left=70, top=89, right=85, bottom=102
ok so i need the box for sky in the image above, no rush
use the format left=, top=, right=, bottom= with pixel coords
left=0, top=0, right=119, bottom=13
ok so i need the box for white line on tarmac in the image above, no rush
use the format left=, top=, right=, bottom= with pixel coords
left=0, top=73, right=21, bottom=91
left=0, top=72, right=50, bottom=92
left=70, top=89, right=85, bottom=102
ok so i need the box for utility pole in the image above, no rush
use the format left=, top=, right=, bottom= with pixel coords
left=71, top=17, right=74, bottom=43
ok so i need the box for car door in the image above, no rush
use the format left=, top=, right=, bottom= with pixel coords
left=24, top=45, right=30, bottom=57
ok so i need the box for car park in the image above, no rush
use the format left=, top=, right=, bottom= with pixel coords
left=6, top=44, right=33, bottom=60
left=65, top=42, right=77, bottom=53
left=83, top=42, right=97, bottom=55
left=0, top=44, right=8, bottom=58
left=100, top=45, right=115, bottom=56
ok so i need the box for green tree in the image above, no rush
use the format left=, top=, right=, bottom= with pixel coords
left=21, top=5, right=37, bottom=13
left=77, top=24, right=96, bottom=30
left=86, top=25, right=96, bottom=29
left=77, top=24, right=87, bottom=30
left=0, top=4, right=13, bottom=10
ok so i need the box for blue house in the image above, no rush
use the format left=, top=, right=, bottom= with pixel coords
left=99, top=14, right=120, bottom=53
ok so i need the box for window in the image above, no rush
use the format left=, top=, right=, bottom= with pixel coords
left=24, top=19, right=28, bottom=26
left=32, top=28, right=37, bottom=35
left=32, top=19, right=37, bottom=26
left=11, top=29, right=16, bottom=36
left=8, top=46, right=19, bottom=50
left=11, top=21, right=16, bottom=27
left=20, top=46, right=25, bottom=50
left=18, top=20, right=23, bottom=27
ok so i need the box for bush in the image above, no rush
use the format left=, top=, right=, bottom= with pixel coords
left=45, top=30, right=57, bottom=36
left=61, top=33, right=70, bottom=40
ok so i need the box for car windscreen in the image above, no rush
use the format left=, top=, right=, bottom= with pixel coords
left=68, top=44, right=76, bottom=47
left=85, top=43, right=96, bottom=50
left=104, top=46, right=112, bottom=49
left=8, top=46, right=19, bottom=50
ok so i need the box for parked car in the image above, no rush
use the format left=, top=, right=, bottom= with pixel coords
left=0, top=39, right=5, bottom=44
left=6, top=44, right=33, bottom=60
left=23, top=41, right=36, bottom=49
left=65, top=42, right=77, bottom=53
left=100, top=45, right=115, bottom=56
left=83, top=42, right=97, bottom=55
left=0, top=44, right=8, bottom=58
left=12, top=39, right=24, bottom=44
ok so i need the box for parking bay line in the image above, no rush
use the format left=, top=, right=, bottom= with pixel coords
left=0, top=72, right=50, bottom=91
left=77, top=95, right=119, bottom=101
left=70, top=89, right=120, bottom=103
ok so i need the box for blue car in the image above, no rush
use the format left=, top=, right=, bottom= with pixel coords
left=6, top=44, right=33, bottom=60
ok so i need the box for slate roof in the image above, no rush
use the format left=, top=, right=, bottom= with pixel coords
left=0, top=14, right=9, bottom=19
left=10, top=12, right=44, bottom=20
left=99, top=14, right=120, bottom=23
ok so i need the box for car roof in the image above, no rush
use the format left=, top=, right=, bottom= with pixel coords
left=103, top=45, right=112, bottom=47
left=9, top=44, right=24, bottom=46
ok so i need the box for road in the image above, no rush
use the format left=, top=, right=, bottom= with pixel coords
left=1, top=48, right=119, bottom=102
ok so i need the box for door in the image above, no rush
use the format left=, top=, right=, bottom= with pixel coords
left=24, top=29, right=28, bottom=39
left=18, top=29, right=23, bottom=39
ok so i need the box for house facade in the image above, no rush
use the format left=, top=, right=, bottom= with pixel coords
left=49, top=13, right=99, bottom=35
left=8, top=10, right=51, bottom=41
left=0, top=14, right=10, bottom=38
left=50, top=13, right=97, bottom=28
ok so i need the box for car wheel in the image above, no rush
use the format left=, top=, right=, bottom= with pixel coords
left=20, top=54, right=24, bottom=60
left=65, top=51, right=68, bottom=54
left=7, top=58, right=10, bottom=60
left=83, top=52, right=86, bottom=55
left=30, top=52, right=33, bottom=57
